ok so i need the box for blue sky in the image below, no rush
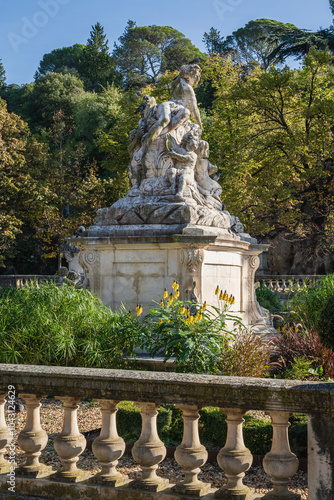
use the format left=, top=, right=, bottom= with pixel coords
left=0, top=0, right=332, bottom=85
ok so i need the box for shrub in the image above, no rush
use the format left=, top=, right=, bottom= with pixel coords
left=256, top=282, right=282, bottom=313
left=289, top=274, right=334, bottom=339
left=142, top=283, right=244, bottom=374
left=317, top=293, right=334, bottom=350
left=270, top=324, right=334, bottom=379
left=217, top=330, right=270, bottom=377
left=0, top=281, right=142, bottom=368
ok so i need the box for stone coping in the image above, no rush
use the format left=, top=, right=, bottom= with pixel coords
left=0, top=364, right=332, bottom=415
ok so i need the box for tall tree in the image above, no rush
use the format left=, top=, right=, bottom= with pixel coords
left=0, top=98, right=47, bottom=267
left=83, top=23, right=119, bottom=91
left=203, top=28, right=225, bottom=54
left=113, top=21, right=204, bottom=87
left=266, top=0, right=334, bottom=63
left=0, top=59, right=5, bottom=89
left=203, top=49, right=334, bottom=246
left=204, top=19, right=300, bottom=71
left=35, top=25, right=120, bottom=91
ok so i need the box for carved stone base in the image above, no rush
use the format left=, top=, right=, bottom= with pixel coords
left=261, top=493, right=300, bottom=500
left=52, top=469, right=91, bottom=483
left=17, top=463, right=53, bottom=479
left=172, top=480, right=211, bottom=497
left=89, top=471, right=129, bottom=486
left=0, top=464, right=12, bottom=474
left=130, top=475, right=169, bottom=492
left=215, top=485, right=256, bottom=499
left=75, top=230, right=271, bottom=334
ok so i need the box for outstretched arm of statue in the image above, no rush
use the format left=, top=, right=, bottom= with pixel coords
left=167, top=150, right=193, bottom=163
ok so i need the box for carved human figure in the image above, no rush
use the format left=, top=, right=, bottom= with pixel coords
left=195, top=141, right=222, bottom=199
left=134, top=100, right=190, bottom=164
left=165, top=129, right=201, bottom=200
left=170, top=63, right=202, bottom=128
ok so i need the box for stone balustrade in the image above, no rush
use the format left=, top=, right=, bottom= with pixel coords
left=0, top=364, right=333, bottom=499
left=0, top=275, right=53, bottom=288
left=257, top=275, right=324, bottom=297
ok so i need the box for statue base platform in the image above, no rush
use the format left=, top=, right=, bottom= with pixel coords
left=72, top=224, right=273, bottom=335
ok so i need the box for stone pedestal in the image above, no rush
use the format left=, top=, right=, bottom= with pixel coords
left=73, top=225, right=270, bottom=331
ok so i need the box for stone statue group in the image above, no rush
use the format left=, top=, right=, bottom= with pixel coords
left=94, top=63, right=243, bottom=232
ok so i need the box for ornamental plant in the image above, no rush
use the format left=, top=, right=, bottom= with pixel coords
left=141, top=282, right=244, bottom=373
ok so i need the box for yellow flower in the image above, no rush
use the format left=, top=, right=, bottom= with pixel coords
left=180, top=306, right=186, bottom=315
left=199, top=313, right=203, bottom=321
left=172, top=280, right=177, bottom=289
left=203, top=301, right=207, bottom=310
left=168, top=293, right=174, bottom=303
left=163, top=289, right=168, bottom=300
left=229, top=294, right=234, bottom=303
left=199, top=308, right=203, bottom=314
left=159, top=319, right=163, bottom=325
left=189, top=315, right=194, bottom=323
left=175, top=282, right=179, bottom=291
left=136, top=304, right=143, bottom=316
left=223, top=291, right=228, bottom=301
left=175, top=290, right=180, bottom=299
left=231, top=296, right=235, bottom=305
left=185, top=317, right=191, bottom=325
left=167, top=319, right=170, bottom=323
left=215, top=285, right=220, bottom=295
left=219, top=290, right=224, bottom=300
left=160, top=300, right=164, bottom=307
left=128, top=310, right=132, bottom=318
left=185, top=307, right=190, bottom=318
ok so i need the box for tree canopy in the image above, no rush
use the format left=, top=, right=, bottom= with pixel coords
left=113, top=21, right=203, bottom=87
left=0, top=60, right=5, bottom=89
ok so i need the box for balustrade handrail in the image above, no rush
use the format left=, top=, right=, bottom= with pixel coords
left=257, top=274, right=325, bottom=281
left=0, top=363, right=333, bottom=499
left=0, top=364, right=333, bottom=415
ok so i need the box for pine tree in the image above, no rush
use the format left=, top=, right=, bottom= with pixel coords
left=0, top=59, right=6, bottom=89
left=87, top=22, right=109, bottom=53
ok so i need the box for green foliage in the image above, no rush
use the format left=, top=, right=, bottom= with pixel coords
left=113, top=21, right=204, bottom=87
left=142, top=284, right=243, bottom=374
left=0, top=98, right=48, bottom=267
left=318, top=294, right=334, bottom=350
left=271, top=322, right=334, bottom=379
left=0, top=59, right=5, bottom=89
left=202, top=49, right=334, bottom=238
left=222, top=19, right=300, bottom=70
left=289, top=274, right=334, bottom=334
left=217, top=330, right=270, bottom=377
left=256, top=282, right=282, bottom=313
left=28, top=72, right=85, bottom=132
left=0, top=281, right=140, bottom=368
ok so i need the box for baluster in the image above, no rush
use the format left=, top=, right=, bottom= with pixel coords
left=268, top=280, right=274, bottom=291
left=17, top=394, right=52, bottom=478
left=131, top=402, right=169, bottom=491
left=282, top=279, right=287, bottom=292
left=173, top=405, right=210, bottom=496
left=262, top=411, right=300, bottom=499
left=215, top=408, right=255, bottom=499
left=91, top=400, right=128, bottom=486
left=0, top=394, right=11, bottom=474
left=53, top=397, right=90, bottom=482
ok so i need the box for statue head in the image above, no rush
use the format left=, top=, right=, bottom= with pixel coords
left=179, top=64, right=202, bottom=87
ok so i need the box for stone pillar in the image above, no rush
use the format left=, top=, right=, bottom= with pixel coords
left=131, top=402, right=169, bottom=491
left=262, top=411, right=300, bottom=499
left=173, top=405, right=210, bottom=496
left=215, top=408, right=255, bottom=499
left=17, top=394, right=52, bottom=478
left=91, top=400, right=128, bottom=486
left=308, top=414, right=334, bottom=500
left=0, top=393, right=11, bottom=474
left=54, top=397, right=90, bottom=482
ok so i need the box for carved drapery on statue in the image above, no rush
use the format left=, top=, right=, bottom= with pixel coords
left=92, top=63, right=237, bottom=232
